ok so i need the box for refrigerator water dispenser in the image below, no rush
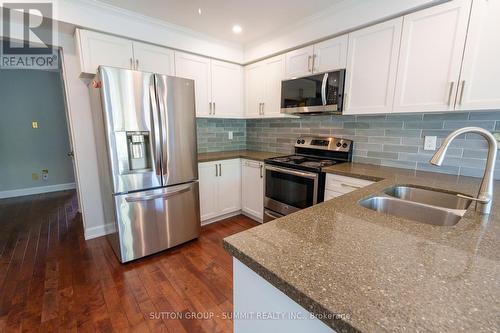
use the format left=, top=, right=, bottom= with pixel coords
left=126, top=131, right=151, bottom=171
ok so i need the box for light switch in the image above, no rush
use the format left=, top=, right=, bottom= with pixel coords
left=424, top=136, right=437, bottom=151
left=32, top=121, right=38, bottom=129
left=32, top=173, right=39, bottom=181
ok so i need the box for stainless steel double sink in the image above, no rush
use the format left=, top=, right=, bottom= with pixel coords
left=359, top=186, right=472, bottom=226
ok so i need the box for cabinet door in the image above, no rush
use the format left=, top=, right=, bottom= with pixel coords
left=245, top=61, right=266, bottom=118
left=217, top=159, right=241, bottom=214
left=211, top=60, right=244, bottom=118
left=241, top=160, right=264, bottom=220
left=393, top=0, right=471, bottom=113
left=174, top=52, right=212, bottom=117
left=198, top=162, right=219, bottom=221
left=263, top=55, right=286, bottom=117
left=132, top=42, right=175, bottom=75
left=313, top=35, right=348, bottom=73
left=76, top=29, right=134, bottom=75
left=456, top=0, right=500, bottom=110
left=285, top=45, right=314, bottom=79
left=344, top=18, right=403, bottom=115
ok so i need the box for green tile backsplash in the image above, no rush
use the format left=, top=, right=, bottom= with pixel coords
left=197, top=111, right=500, bottom=179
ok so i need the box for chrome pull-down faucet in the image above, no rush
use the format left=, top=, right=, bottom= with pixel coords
left=430, top=127, right=498, bottom=215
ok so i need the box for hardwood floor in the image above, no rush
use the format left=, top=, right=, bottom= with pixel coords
left=0, top=190, right=259, bottom=332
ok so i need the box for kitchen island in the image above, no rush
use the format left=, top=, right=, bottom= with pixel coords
left=224, top=162, right=500, bottom=332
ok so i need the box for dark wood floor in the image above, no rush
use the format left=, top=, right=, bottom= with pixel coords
left=0, top=190, right=258, bottom=332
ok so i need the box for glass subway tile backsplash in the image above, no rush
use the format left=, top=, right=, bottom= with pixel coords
left=198, top=111, right=500, bottom=179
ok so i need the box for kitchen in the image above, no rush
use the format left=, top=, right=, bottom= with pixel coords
left=0, top=0, right=499, bottom=332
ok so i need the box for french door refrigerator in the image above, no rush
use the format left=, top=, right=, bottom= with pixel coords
left=89, top=66, right=200, bottom=263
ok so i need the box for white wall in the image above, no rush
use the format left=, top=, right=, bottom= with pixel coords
left=244, top=0, right=445, bottom=63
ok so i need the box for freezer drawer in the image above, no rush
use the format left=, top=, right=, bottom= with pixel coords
left=111, top=181, right=201, bottom=262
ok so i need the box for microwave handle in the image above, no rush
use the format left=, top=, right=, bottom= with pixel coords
left=321, top=73, right=329, bottom=106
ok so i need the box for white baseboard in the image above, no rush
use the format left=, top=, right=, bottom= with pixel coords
left=85, top=222, right=116, bottom=240
left=201, top=210, right=242, bottom=226
left=0, top=182, right=77, bottom=199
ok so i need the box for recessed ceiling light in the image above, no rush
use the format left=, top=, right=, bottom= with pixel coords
left=232, top=25, right=242, bottom=34
left=198, top=8, right=202, bottom=15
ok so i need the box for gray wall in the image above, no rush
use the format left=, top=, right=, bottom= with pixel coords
left=0, top=69, right=75, bottom=191
left=197, top=118, right=246, bottom=153
left=246, top=112, right=500, bottom=180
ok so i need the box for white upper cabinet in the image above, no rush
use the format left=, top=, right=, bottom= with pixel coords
left=456, top=0, right=500, bottom=110
left=285, top=45, right=315, bottom=78
left=313, top=35, right=348, bottom=73
left=393, top=0, right=471, bottom=113
left=245, top=62, right=266, bottom=118
left=245, top=55, right=286, bottom=118
left=211, top=60, right=244, bottom=117
left=132, top=42, right=175, bottom=75
left=263, top=55, right=286, bottom=117
left=76, top=29, right=134, bottom=75
left=284, top=36, right=348, bottom=78
left=174, top=52, right=212, bottom=117
left=344, top=18, right=403, bottom=115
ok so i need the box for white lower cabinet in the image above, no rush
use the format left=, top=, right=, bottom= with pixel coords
left=324, top=174, right=374, bottom=200
left=198, top=159, right=241, bottom=222
left=241, top=159, right=264, bottom=220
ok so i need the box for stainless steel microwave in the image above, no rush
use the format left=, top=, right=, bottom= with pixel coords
left=280, top=69, right=345, bottom=114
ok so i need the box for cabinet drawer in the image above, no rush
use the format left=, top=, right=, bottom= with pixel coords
left=325, top=174, right=374, bottom=193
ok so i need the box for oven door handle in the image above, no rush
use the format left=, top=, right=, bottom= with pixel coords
left=264, top=210, right=284, bottom=220
left=265, top=165, right=318, bottom=179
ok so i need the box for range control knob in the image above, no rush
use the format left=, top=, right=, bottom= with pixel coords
left=342, top=143, right=348, bottom=148
left=336, top=142, right=342, bottom=147
left=300, top=139, right=305, bottom=144
left=296, top=139, right=301, bottom=144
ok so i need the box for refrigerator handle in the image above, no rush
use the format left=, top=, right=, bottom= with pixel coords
left=155, top=75, right=169, bottom=179
left=125, top=182, right=194, bottom=202
left=149, top=80, right=162, bottom=176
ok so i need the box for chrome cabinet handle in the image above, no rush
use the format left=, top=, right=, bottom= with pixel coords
left=340, top=183, right=361, bottom=190
left=258, top=103, right=262, bottom=115
left=261, top=102, right=265, bottom=115
left=213, top=102, right=216, bottom=114
left=209, top=102, right=212, bottom=115
left=135, top=59, right=139, bottom=69
left=219, top=164, right=222, bottom=177
left=312, top=54, right=317, bottom=72
left=447, top=81, right=455, bottom=106
left=215, top=164, right=218, bottom=177
left=458, top=80, right=465, bottom=105
left=260, top=164, right=263, bottom=178
left=129, top=58, right=133, bottom=69
left=307, top=55, right=312, bottom=72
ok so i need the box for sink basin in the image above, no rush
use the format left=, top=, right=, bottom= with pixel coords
left=359, top=196, right=464, bottom=226
left=383, top=186, right=472, bottom=210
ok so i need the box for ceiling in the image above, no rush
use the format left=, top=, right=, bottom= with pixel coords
left=95, top=0, right=340, bottom=45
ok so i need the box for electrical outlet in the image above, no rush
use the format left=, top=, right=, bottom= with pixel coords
left=228, top=131, right=233, bottom=140
left=32, top=173, right=39, bottom=181
left=42, top=169, right=48, bottom=181
left=424, top=136, right=437, bottom=151
left=493, top=132, right=500, bottom=143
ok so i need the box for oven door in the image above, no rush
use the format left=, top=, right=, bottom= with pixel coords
left=264, top=164, right=319, bottom=216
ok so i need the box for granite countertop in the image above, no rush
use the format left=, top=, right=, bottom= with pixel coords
left=198, top=150, right=282, bottom=163
left=223, top=161, right=500, bottom=333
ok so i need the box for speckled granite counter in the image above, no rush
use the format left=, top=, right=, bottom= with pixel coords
left=224, top=162, right=500, bottom=333
left=198, top=150, right=281, bottom=163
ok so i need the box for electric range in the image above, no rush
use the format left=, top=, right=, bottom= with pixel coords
left=263, top=136, right=353, bottom=222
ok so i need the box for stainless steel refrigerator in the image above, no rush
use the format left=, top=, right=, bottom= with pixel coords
left=89, top=66, right=200, bottom=263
